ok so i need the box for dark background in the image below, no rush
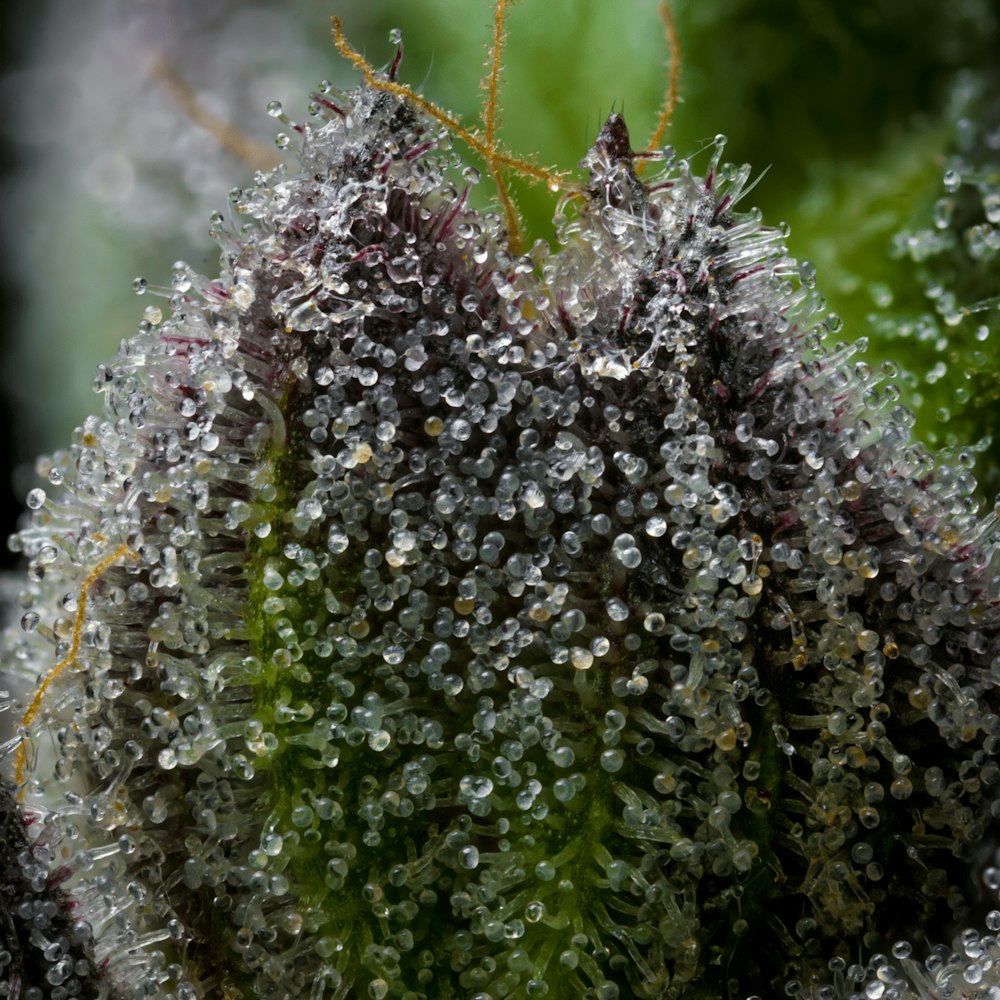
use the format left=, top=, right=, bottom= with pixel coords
left=0, top=0, right=36, bottom=569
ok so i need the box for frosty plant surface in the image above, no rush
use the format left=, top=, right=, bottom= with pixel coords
left=2, top=4, right=1000, bottom=1000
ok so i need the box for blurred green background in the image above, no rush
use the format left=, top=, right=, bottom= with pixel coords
left=2, top=0, right=999, bottom=524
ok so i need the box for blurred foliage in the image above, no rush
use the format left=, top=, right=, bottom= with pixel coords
left=4, top=0, right=1000, bottom=495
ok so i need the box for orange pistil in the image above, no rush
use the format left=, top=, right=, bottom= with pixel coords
left=15, top=542, right=138, bottom=791
left=151, top=56, right=283, bottom=171
left=638, top=2, right=682, bottom=174
left=331, top=14, right=568, bottom=255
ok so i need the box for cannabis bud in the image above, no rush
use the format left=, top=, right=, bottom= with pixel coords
left=2, top=18, right=999, bottom=1000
